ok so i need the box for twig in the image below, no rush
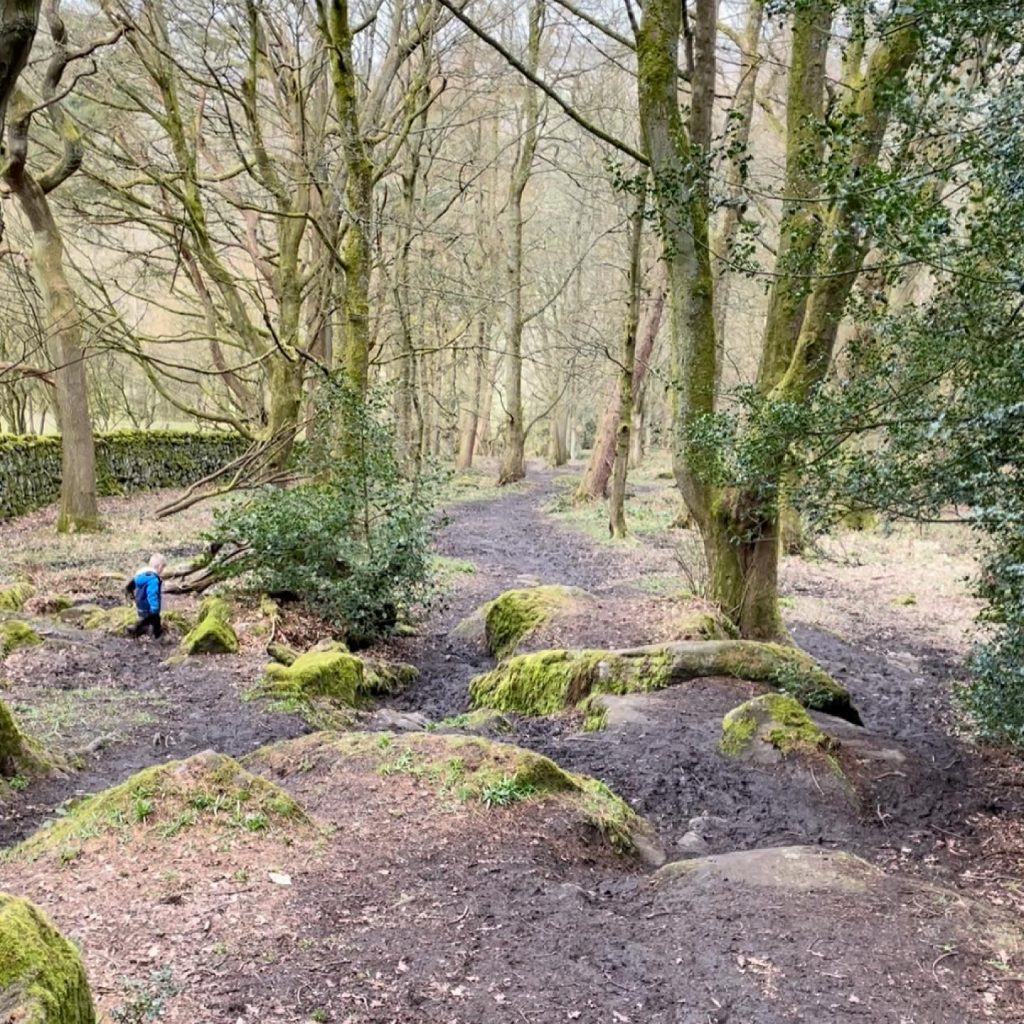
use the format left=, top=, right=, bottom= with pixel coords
left=931, top=950, right=957, bottom=982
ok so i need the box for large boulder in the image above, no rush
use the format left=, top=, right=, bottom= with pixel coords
left=452, top=585, right=595, bottom=659
left=179, top=597, right=238, bottom=655
left=470, top=640, right=860, bottom=728
left=0, top=696, right=52, bottom=785
left=0, top=892, right=96, bottom=1024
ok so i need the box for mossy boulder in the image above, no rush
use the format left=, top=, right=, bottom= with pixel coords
left=719, top=694, right=834, bottom=762
left=55, top=605, right=104, bottom=628
left=0, top=582, right=34, bottom=612
left=10, top=750, right=304, bottom=862
left=0, top=892, right=96, bottom=1024
left=82, top=606, right=137, bottom=635
left=258, top=647, right=418, bottom=723
left=470, top=640, right=860, bottom=726
left=453, top=585, right=594, bottom=659
left=249, top=731, right=653, bottom=857
left=0, top=696, right=52, bottom=786
left=1, top=620, right=43, bottom=657
left=179, top=597, right=238, bottom=655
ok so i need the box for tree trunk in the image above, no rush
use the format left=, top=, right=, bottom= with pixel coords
left=577, top=264, right=667, bottom=501
left=609, top=191, right=645, bottom=539
left=456, top=321, right=486, bottom=469
left=8, top=171, right=98, bottom=531
left=497, top=0, right=542, bottom=486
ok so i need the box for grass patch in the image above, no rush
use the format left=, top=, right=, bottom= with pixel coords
left=11, top=687, right=166, bottom=750
left=544, top=477, right=682, bottom=546
left=249, top=732, right=645, bottom=855
left=6, top=751, right=306, bottom=861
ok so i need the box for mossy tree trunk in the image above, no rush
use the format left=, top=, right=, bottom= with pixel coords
left=609, top=188, right=645, bottom=538
left=497, top=0, right=543, bottom=486
left=3, top=0, right=99, bottom=533
left=636, top=0, right=921, bottom=640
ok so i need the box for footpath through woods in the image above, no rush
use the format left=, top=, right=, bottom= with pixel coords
left=2, top=467, right=1023, bottom=1023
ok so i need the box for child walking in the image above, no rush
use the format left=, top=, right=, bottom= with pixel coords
left=128, top=553, right=167, bottom=639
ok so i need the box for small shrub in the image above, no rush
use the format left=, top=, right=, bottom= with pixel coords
left=208, top=380, right=442, bottom=646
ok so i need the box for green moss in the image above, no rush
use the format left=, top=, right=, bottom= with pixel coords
left=267, top=642, right=300, bottom=666
left=179, top=597, right=238, bottom=655
left=0, top=892, right=96, bottom=1023
left=469, top=648, right=674, bottom=719
left=479, top=586, right=589, bottom=659
left=0, top=696, right=52, bottom=784
left=256, top=648, right=416, bottom=729
left=1, top=620, right=43, bottom=656
left=262, top=649, right=364, bottom=705
left=7, top=751, right=304, bottom=861
left=720, top=694, right=832, bottom=759
left=83, top=606, right=136, bottom=635
left=0, top=582, right=34, bottom=612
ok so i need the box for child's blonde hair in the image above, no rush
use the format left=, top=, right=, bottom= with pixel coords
left=149, top=553, right=167, bottom=572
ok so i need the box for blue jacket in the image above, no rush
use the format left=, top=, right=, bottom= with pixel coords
left=134, top=570, right=162, bottom=616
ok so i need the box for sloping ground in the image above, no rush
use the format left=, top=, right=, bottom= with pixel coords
left=2, top=463, right=1024, bottom=1022
left=3, top=734, right=1017, bottom=1024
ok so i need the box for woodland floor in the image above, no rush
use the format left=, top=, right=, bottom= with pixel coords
left=2, top=458, right=1024, bottom=1024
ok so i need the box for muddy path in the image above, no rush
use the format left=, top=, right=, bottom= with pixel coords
left=3, top=466, right=1022, bottom=1023
left=0, top=624, right=308, bottom=846
left=383, top=467, right=1003, bottom=878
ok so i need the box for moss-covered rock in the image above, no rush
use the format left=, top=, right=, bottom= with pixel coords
left=55, top=604, right=104, bottom=628
left=470, top=640, right=860, bottom=726
left=1, top=620, right=43, bottom=657
left=453, top=586, right=593, bottom=659
left=720, top=694, right=833, bottom=761
left=249, top=731, right=650, bottom=855
left=0, top=582, right=34, bottom=612
left=82, top=606, right=137, bottom=635
left=179, top=597, right=238, bottom=655
left=9, top=750, right=304, bottom=862
left=0, top=892, right=96, bottom=1023
left=0, top=696, right=52, bottom=786
left=256, top=648, right=418, bottom=727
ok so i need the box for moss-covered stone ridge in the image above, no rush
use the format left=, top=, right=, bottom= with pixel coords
left=0, top=581, right=34, bottom=612
left=249, top=730, right=652, bottom=856
left=0, top=696, right=53, bottom=788
left=258, top=645, right=418, bottom=711
left=453, top=586, right=594, bottom=659
left=9, top=750, right=304, bottom=862
left=179, top=596, right=238, bottom=655
left=0, top=892, right=96, bottom=1024
left=719, top=693, right=834, bottom=760
left=1, top=619, right=43, bottom=656
left=470, top=640, right=860, bottom=726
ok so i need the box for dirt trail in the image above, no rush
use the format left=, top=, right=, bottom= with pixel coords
left=2, top=466, right=1022, bottom=1023
left=383, top=468, right=984, bottom=872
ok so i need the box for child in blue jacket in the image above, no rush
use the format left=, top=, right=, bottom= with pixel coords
left=127, top=553, right=167, bottom=639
